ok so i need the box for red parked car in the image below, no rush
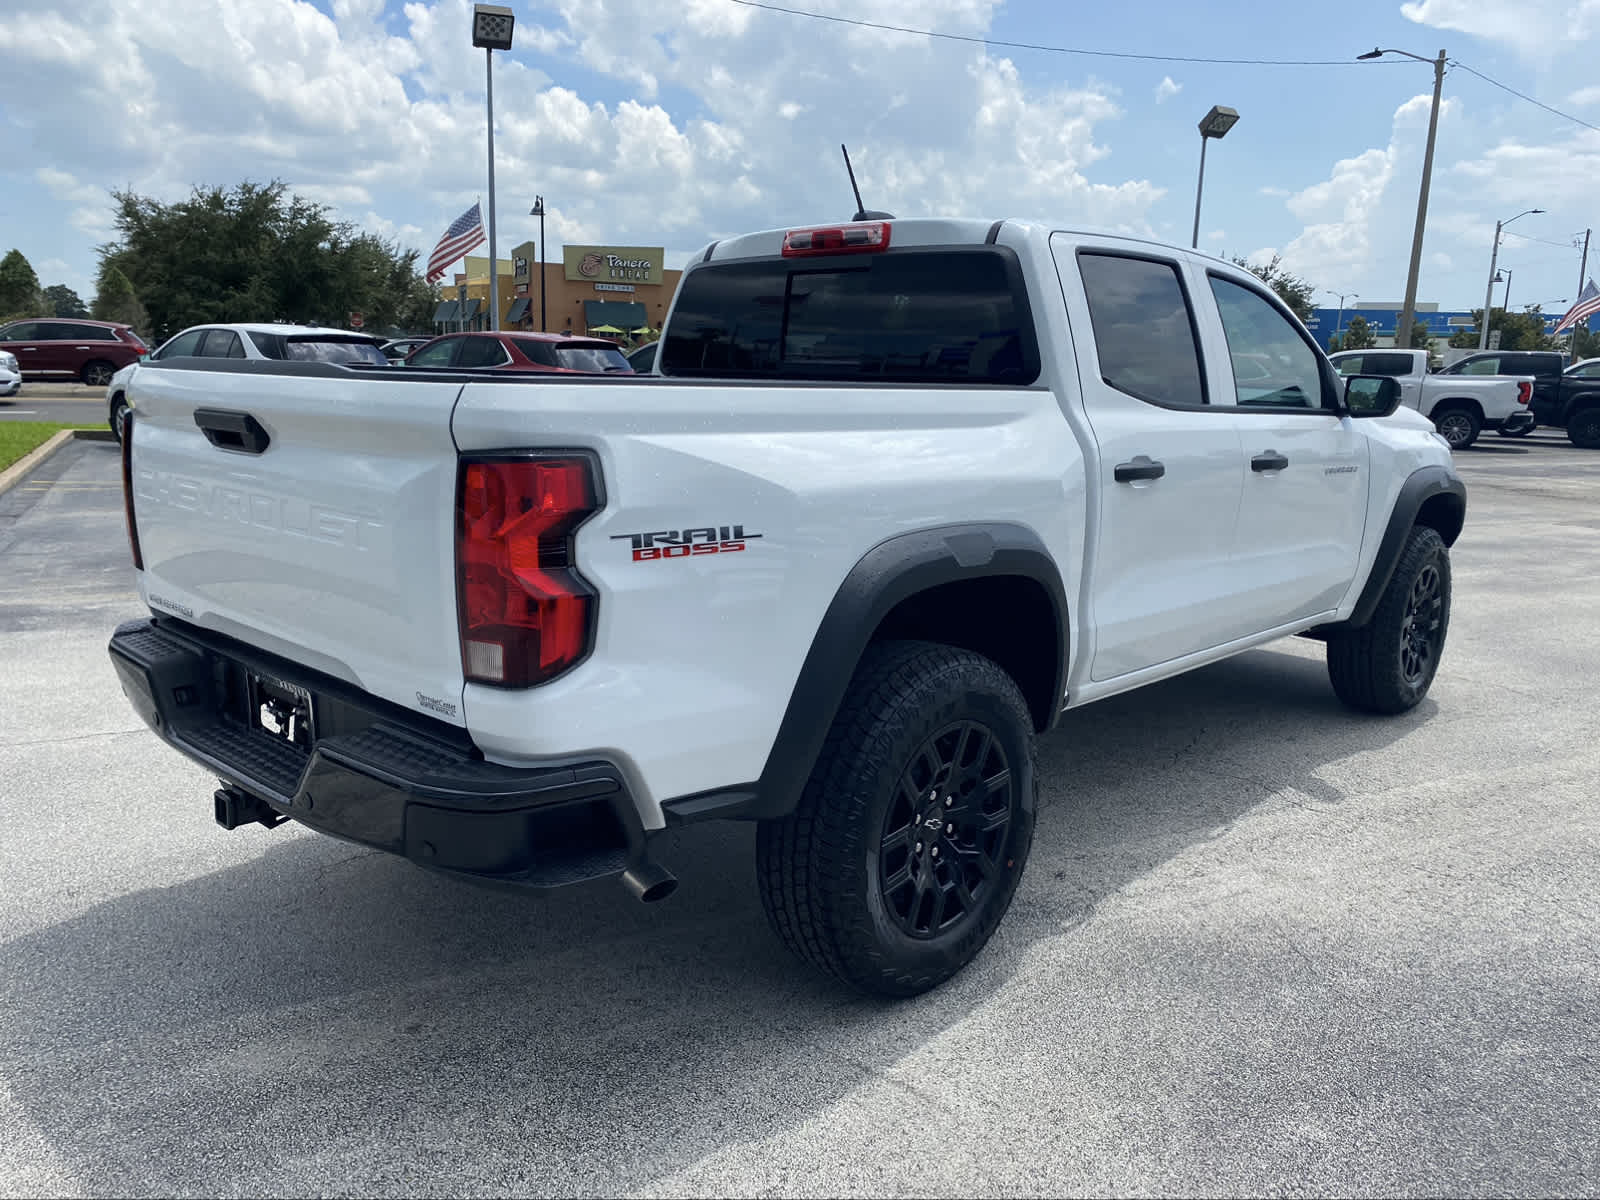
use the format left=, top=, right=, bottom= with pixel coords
left=403, top=330, right=633, bottom=373
left=0, top=317, right=148, bottom=386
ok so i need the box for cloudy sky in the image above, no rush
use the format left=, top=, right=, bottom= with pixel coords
left=2, top=0, right=1598, bottom=316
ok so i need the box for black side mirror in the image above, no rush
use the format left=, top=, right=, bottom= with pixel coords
left=1344, top=374, right=1402, bottom=418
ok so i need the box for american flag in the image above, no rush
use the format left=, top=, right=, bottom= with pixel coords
left=1554, top=278, right=1600, bottom=335
left=425, top=202, right=486, bottom=284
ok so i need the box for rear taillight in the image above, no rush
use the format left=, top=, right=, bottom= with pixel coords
left=121, top=411, right=143, bottom=570
left=456, top=455, right=600, bottom=687
left=1518, top=381, right=1532, bottom=404
left=781, top=221, right=891, bottom=257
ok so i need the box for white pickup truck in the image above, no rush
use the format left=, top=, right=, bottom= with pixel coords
left=109, top=218, right=1466, bottom=996
left=1329, top=347, right=1534, bottom=449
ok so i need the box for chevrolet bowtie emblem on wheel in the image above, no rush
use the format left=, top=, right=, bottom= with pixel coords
left=924, top=816, right=944, bottom=829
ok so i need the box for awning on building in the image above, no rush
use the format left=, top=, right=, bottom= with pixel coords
left=582, top=299, right=648, bottom=331
left=506, top=297, right=531, bottom=324
left=458, top=298, right=482, bottom=323
left=432, top=300, right=459, bottom=324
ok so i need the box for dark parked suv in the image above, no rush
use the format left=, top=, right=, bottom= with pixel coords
left=0, top=318, right=147, bottom=386
left=1437, top=350, right=1566, bottom=439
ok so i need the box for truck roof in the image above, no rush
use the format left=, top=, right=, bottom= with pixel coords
left=699, top=218, right=1229, bottom=265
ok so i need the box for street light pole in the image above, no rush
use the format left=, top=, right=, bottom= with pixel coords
left=1357, top=47, right=1445, bottom=349
left=1192, top=105, right=1239, bottom=250
left=1500, top=268, right=1513, bottom=316
left=531, top=196, right=547, bottom=333
left=472, top=5, right=515, bottom=332
left=1325, top=290, right=1358, bottom=347
left=1479, top=208, right=1543, bottom=349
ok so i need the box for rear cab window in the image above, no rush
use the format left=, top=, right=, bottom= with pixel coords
left=660, top=247, right=1040, bottom=384
left=1076, top=252, right=1205, bottom=407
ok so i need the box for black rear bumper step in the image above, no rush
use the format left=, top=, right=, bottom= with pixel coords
left=108, top=617, right=645, bottom=889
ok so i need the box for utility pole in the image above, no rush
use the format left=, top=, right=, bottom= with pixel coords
left=1397, top=50, right=1445, bottom=349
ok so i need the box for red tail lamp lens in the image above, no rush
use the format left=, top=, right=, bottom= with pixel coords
left=456, top=456, right=600, bottom=687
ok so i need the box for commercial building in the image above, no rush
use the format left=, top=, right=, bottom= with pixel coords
left=430, top=243, right=683, bottom=341
left=1305, top=300, right=1590, bottom=350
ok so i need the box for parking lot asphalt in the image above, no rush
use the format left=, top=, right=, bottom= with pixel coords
left=2, top=436, right=1597, bottom=1197
left=0, top=385, right=108, bottom=428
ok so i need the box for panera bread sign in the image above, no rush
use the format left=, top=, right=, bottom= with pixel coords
left=564, top=245, right=664, bottom=285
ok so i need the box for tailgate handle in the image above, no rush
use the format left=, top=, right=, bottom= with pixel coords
left=194, top=408, right=270, bottom=455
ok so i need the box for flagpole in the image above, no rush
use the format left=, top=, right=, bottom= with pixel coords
left=1574, top=229, right=1590, bottom=359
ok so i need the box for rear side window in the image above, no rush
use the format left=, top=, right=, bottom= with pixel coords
left=513, top=338, right=559, bottom=367
left=1455, top=357, right=1500, bottom=375
left=661, top=248, right=1039, bottom=384
left=283, top=338, right=388, bottom=365
left=554, top=345, right=630, bottom=372
left=199, top=329, right=245, bottom=358
left=68, top=323, right=119, bottom=341
left=455, top=337, right=508, bottom=368
left=1078, top=252, right=1205, bottom=407
left=1360, top=352, right=1414, bottom=377
left=1332, top=354, right=1364, bottom=376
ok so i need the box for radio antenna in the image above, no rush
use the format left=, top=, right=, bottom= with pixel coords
left=840, top=144, right=895, bottom=222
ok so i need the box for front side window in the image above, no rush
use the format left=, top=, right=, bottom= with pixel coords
left=154, top=329, right=205, bottom=359
left=1209, top=276, right=1324, bottom=408
left=1078, top=252, right=1205, bottom=407
left=0, top=323, right=42, bottom=341
left=1569, top=362, right=1600, bottom=379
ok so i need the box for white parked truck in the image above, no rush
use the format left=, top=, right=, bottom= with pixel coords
left=110, top=218, right=1466, bottom=996
left=1329, top=347, right=1534, bottom=449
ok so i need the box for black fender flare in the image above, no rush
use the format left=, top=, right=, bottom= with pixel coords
left=1323, top=465, right=1465, bottom=632
left=660, top=522, right=1069, bottom=824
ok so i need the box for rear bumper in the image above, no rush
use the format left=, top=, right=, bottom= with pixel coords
left=1493, top=410, right=1537, bottom=433
left=108, top=617, right=645, bottom=889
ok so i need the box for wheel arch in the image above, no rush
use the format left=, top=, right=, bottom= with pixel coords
left=660, top=523, right=1069, bottom=824
left=1321, top=465, right=1464, bottom=633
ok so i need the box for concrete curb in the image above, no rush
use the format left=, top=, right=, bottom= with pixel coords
left=0, top=428, right=117, bottom=499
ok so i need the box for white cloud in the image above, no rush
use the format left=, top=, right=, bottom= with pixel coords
left=1259, top=186, right=1290, bottom=198
left=1206, top=229, right=1225, bottom=242
left=1155, top=76, right=1181, bottom=103
left=1567, top=84, right=1600, bottom=106
left=1401, top=0, right=1600, bottom=59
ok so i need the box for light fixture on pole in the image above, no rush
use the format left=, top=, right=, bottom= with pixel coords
left=1479, top=208, right=1543, bottom=349
left=1192, top=105, right=1239, bottom=250
left=1325, top=290, right=1359, bottom=347
left=1357, top=47, right=1447, bottom=349
left=1494, top=268, right=1513, bottom=316
left=530, top=196, right=547, bottom=333
left=472, top=3, right=515, bottom=331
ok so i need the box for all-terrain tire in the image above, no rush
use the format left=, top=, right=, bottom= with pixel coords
left=1327, top=526, right=1451, bottom=714
left=756, top=640, right=1036, bottom=997
left=1567, top=408, right=1600, bottom=449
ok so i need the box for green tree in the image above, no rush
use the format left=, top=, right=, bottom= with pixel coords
left=1569, top=324, right=1600, bottom=361
left=1339, top=315, right=1377, bottom=350
left=1449, top=307, right=1551, bottom=352
left=92, top=265, right=149, bottom=333
left=99, top=180, right=437, bottom=339
left=0, top=249, right=43, bottom=322
left=1230, top=254, right=1316, bottom=322
left=43, top=284, right=90, bottom=318
left=1404, top=319, right=1432, bottom=350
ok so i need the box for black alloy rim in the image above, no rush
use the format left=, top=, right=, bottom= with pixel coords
left=878, top=720, right=1014, bottom=940
left=1400, top=561, right=1443, bottom=685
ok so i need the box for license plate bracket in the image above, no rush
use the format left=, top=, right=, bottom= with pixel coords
left=247, top=671, right=315, bottom=749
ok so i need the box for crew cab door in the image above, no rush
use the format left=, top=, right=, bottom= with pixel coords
left=1198, top=271, right=1366, bottom=628
left=1054, top=237, right=1246, bottom=681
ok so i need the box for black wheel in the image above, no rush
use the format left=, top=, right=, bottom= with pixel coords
left=1567, top=408, right=1600, bottom=449
left=109, top=394, right=128, bottom=444
left=1433, top=406, right=1480, bottom=450
left=1327, top=526, right=1450, bottom=715
left=756, top=641, right=1036, bottom=997
left=82, top=360, right=116, bottom=387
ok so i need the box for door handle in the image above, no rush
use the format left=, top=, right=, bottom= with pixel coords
left=193, top=407, right=271, bottom=455
left=1114, top=456, right=1166, bottom=483
left=1251, top=452, right=1289, bottom=472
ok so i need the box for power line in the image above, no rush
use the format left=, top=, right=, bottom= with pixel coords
left=1450, top=61, right=1600, bottom=135
left=723, top=0, right=1406, bottom=66
left=1503, top=230, right=1588, bottom=250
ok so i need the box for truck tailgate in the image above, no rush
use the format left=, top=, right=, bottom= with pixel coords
left=127, top=363, right=469, bottom=725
